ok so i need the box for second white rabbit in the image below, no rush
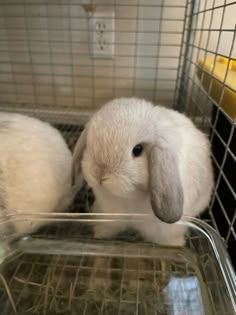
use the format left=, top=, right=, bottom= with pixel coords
left=0, top=113, right=74, bottom=237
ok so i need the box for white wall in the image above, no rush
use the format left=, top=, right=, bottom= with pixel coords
left=0, top=0, right=186, bottom=112
left=0, top=0, right=235, bottom=116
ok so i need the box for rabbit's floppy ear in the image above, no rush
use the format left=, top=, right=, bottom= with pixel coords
left=148, top=141, right=184, bottom=223
left=72, top=128, right=87, bottom=186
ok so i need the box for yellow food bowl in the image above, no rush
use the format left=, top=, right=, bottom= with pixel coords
left=197, top=56, right=236, bottom=120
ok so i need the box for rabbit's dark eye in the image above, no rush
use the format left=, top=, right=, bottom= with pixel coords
left=132, top=144, right=143, bottom=157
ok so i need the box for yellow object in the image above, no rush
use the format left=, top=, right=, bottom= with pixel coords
left=197, top=56, right=236, bottom=119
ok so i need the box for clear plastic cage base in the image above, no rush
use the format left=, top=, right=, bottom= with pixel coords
left=0, top=214, right=235, bottom=315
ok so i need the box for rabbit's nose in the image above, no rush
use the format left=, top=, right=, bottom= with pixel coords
left=100, top=176, right=109, bottom=184
left=97, top=165, right=109, bottom=183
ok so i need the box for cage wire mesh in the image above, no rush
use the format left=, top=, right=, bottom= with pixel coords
left=0, top=0, right=235, bottom=314
left=0, top=1, right=186, bottom=114
left=176, top=0, right=236, bottom=266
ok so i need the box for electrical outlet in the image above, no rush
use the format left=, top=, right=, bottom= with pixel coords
left=89, top=10, right=115, bottom=58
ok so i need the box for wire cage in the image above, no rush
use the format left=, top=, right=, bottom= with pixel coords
left=177, top=0, right=236, bottom=266
left=0, top=0, right=235, bottom=314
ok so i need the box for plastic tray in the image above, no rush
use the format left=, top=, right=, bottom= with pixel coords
left=0, top=214, right=235, bottom=315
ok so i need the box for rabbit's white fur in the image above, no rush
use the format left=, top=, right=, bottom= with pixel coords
left=0, top=113, right=73, bottom=236
left=76, top=98, right=214, bottom=246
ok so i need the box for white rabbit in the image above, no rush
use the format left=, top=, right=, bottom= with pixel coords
left=72, top=98, right=214, bottom=246
left=0, top=112, right=75, bottom=237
